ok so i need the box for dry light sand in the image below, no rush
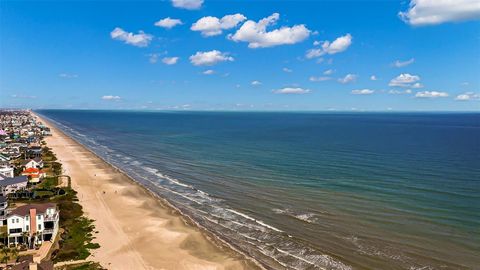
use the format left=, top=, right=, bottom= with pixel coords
left=35, top=113, right=258, bottom=270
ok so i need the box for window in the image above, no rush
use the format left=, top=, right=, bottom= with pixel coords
left=16, top=218, right=19, bottom=223
left=38, top=224, right=41, bottom=230
left=26, top=225, right=29, bottom=231
left=37, top=215, right=41, bottom=220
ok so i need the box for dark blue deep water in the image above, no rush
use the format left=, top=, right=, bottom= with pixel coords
left=37, top=110, right=480, bottom=270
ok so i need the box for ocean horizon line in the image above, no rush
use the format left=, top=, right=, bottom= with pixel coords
left=10, top=108, right=480, bottom=114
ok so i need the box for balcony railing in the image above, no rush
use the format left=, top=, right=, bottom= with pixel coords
left=44, top=213, right=58, bottom=221
left=42, top=228, right=54, bottom=234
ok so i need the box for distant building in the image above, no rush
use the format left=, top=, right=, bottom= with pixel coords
left=0, top=153, right=9, bottom=162
left=0, top=165, right=14, bottom=178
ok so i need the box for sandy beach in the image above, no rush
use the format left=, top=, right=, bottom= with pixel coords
left=34, top=113, right=257, bottom=270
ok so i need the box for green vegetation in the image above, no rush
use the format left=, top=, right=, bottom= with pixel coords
left=0, top=246, right=19, bottom=264
left=42, top=147, right=57, bottom=162
left=61, top=262, right=105, bottom=270
left=38, top=176, right=59, bottom=189
left=33, top=190, right=55, bottom=199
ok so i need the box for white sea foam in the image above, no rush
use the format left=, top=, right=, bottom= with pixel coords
left=272, top=208, right=287, bottom=214
left=277, top=248, right=352, bottom=270
left=294, top=213, right=317, bottom=223
left=273, top=208, right=319, bottom=224
left=143, top=166, right=158, bottom=174
left=227, top=209, right=283, bottom=232
left=130, top=160, right=142, bottom=166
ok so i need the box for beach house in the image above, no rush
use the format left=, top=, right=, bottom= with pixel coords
left=21, top=167, right=46, bottom=183
left=26, top=146, right=42, bottom=159
left=6, top=203, right=59, bottom=247
left=0, top=175, right=28, bottom=195
left=22, top=157, right=44, bottom=169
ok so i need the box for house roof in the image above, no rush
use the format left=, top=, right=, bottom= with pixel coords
left=22, top=158, right=42, bottom=166
left=23, top=167, right=41, bottom=173
left=38, top=260, right=54, bottom=270
left=0, top=196, right=6, bottom=203
left=11, top=261, right=29, bottom=270
left=0, top=175, right=28, bottom=186
left=9, top=203, right=57, bottom=217
left=17, top=254, right=34, bottom=263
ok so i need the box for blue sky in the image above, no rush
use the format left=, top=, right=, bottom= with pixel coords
left=1, top=0, right=479, bottom=111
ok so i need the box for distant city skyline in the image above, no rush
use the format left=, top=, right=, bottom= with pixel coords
left=1, top=0, right=479, bottom=111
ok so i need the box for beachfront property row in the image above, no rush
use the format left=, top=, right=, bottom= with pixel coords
left=0, top=110, right=49, bottom=194
left=0, top=111, right=60, bottom=249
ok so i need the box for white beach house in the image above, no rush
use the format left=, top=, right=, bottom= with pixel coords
left=0, top=175, right=28, bottom=195
left=22, top=157, right=44, bottom=169
left=7, top=203, right=59, bottom=247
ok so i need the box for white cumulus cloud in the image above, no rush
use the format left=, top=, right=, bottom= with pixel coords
left=171, top=0, right=203, bottom=10
left=370, top=75, right=378, bottom=81
left=147, top=53, right=160, bottom=63
left=102, top=95, right=121, bottom=100
left=251, top=80, right=262, bottom=85
left=202, top=69, right=215, bottom=75
left=162, top=57, right=179, bottom=65
left=455, top=92, right=480, bottom=101
left=338, top=74, right=357, bottom=84
left=191, top=14, right=246, bottom=37
left=351, top=89, right=374, bottom=95
left=389, top=89, right=413, bottom=94
left=59, top=73, right=78, bottom=78
left=110, top=27, right=153, bottom=47
left=411, top=82, right=424, bottom=88
left=11, top=94, right=36, bottom=99
left=306, top=34, right=352, bottom=59
left=393, top=58, right=415, bottom=67
left=389, top=73, right=421, bottom=87
left=283, top=67, right=293, bottom=73
left=155, top=17, right=183, bottom=29
left=309, top=76, right=331, bottom=82
left=399, top=0, right=480, bottom=26
left=189, top=50, right=234, bottom=66
left=323, top=69, right=334, bottom=75
left=229, top=13, right=310, bottom=48
left=272, top=87, right=310, bottom=94
left=415, top=91, right=449, bottom=98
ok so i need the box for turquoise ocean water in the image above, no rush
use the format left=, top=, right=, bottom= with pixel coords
left=37, top=110, right=480, bottom=270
